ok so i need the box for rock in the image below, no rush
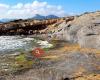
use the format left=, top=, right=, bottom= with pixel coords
left=76, top=11, right=100, bottom=49
left=0, top=77, right=6, bottom=80
left=48, top=17, right=74, bottom=41
left=0, top=19, right=59, bottom=35
left=53, top=11, right=100, bottom=49
left=4, top=52, right=100, bottom=80
left=77, top=25, right=100, bottom=49
left=10, top=52, right=21, bottom=56
left=63, top=11, right=100, bottom=44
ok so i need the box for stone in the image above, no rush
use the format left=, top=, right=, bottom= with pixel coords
left=77, top=25, right=100, bottom=49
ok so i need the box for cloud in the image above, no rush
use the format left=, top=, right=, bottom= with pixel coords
left=0, top=3, right=9, bottom=9
left=0, top=0, right=66, bottom=19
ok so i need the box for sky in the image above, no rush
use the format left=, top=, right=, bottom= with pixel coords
left=0, top=0, right=100, bottom=19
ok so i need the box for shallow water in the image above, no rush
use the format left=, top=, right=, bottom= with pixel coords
left=0, top=36, right=36, bottom=54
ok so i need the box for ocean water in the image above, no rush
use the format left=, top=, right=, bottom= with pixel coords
left=0, top=36, right=53, bottom=54
left=0, top=36, right=37, bottom=54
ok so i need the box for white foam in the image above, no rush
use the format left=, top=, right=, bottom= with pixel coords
left=37, top=41, right=53, bottom=48
left=0, top=36, right=35, bottom=53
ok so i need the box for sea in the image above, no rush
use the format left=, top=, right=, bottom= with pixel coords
left=0, top=36, right=53, bottom=54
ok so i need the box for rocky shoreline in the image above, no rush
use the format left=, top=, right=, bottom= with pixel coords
left=0, top=11, right=100, bottom=80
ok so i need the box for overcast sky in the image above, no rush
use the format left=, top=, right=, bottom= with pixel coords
left=0, top=0, right=100, bottom=19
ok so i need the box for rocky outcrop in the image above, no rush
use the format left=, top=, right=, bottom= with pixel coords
left=67, top=11, right=100, bottom=49
left=42, top=16, right=74, bottom=41
left=0, top=19, right=57, bottom=35
left=50, top=11, right=100, bottom=49
left=0, top=17, right=74, bottom=35
left=75, top=11, right=100, bottom=49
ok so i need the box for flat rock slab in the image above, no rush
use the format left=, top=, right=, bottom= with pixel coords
left=3, top=52, right=100, bottom=80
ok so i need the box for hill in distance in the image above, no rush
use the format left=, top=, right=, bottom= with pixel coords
left=32, top=14, right=59, bottom=20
